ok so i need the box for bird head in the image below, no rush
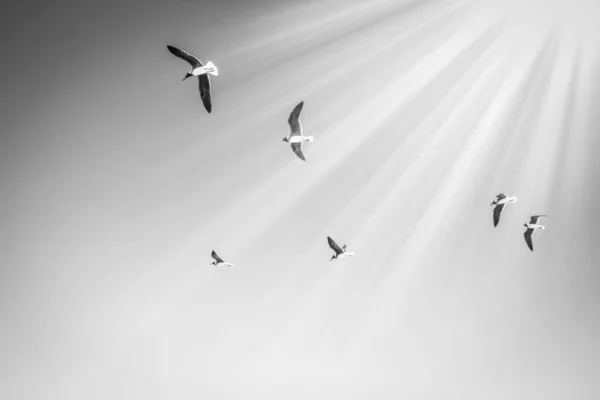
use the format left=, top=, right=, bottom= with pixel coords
left=183, top=72, right=192, bottom=81
left=330, top=255, right=336, bottom=262
left=281, top=137, right=289, bottom=143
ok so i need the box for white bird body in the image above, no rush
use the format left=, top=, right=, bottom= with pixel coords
left=287, top=135, right=314, bottom=144
left=213, top=262, right=234, bottom=267
left=191, top=61, right=218, bottom=76
left=496, top=196, right=517, bottom=205
left=525, top=223, right=545, bottom=230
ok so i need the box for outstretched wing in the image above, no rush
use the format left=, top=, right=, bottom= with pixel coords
left=493, top=203, right=505, bottom=227
left=327, top=236, right=344, bottom=255
left=167, top=45, right=203, bottom=67
left=524, top=229, right=534, bottom=251
left=529, top=214, right=547, bottom=224
left=290, top=142, right=305, bottom=161
left=288, top=101, right=304, bottom=137
left=167, top=45, right=202, bottom=67
left=211, top=250, right=224, bottom=263
left=199, top=74, right=212, bottom=113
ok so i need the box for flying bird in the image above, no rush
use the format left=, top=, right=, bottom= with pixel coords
left=523, top=215, right=547, bottom=251
left=281, top=101, right=314, bottom=161
left=490, top=193, right=517, bottom=227
left=167, top=45, right=218, bottom=113
left=209, top=250, right=233, bottom=267
left=327, top=236, right=355, bottom=261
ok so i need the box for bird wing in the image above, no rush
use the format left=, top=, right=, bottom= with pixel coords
left=493, top=203, right=505, bottom=227
left=529, top=215, right=547, bottom=224
left=288, top=101, right=304, bottom=137
left=211, top=250, right=224, bottom=263
left=327, top=236, right=344, bottom=255
left=291, top=142, right=305, bottom=161
left=199, top=74, right=212, bottom=113
left=524, top=229, right=534, bottom=251
left=167, top=45, right=202, bottom=67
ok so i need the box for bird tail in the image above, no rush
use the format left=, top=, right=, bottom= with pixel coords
left=205, top=61, right=219, bottom=76
left=305, top=136, right=315, bottom=142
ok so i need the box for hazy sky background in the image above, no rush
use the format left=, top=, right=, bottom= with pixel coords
left=1, top=0, right=600, bottom=398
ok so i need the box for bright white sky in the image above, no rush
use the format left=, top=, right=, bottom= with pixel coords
left=1, top=0, right=599, bottom=399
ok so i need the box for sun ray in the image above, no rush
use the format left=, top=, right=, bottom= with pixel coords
left=339, top=32, right=554, bottom=356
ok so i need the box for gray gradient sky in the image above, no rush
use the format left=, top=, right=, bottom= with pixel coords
left=1, top=0, right=600, bottom=398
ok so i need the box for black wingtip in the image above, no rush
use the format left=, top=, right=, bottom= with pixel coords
left=293, top=101, right=304, bottom=111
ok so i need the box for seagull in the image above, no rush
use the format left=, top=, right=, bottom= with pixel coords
left=523, top=215, right=547, bottom=251
left=209, top=250, right=233, bottom=267
left=490, top=193, right=517, bottom=227
left=282, top=101, right=314, bottom=161
left=167, top=45, right=218, bottom=113
left=327, top=236, right=355, bottom=261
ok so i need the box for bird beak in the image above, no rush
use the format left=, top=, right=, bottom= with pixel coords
left=183, top=73, right=191, bottom=81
